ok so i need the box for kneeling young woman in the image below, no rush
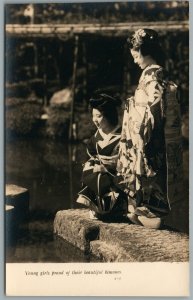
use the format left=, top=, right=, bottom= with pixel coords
left=77, top=93, right=127, bottom=220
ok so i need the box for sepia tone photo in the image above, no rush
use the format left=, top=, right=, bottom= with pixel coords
left=5, top=1, right=189, bottom=296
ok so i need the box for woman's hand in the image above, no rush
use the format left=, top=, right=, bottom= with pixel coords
left=127, top=96, right=134, bottom=102
left=93, top=165, right=107, bottom=173
left=125, top=96, right=134, bottom=110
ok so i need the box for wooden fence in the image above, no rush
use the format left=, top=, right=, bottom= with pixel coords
left=6, top=21, right=188, bottom=38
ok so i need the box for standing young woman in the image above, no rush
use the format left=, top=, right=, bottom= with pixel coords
left=116, top=29, right=182, bottom=228
left=77, top=93, right=127, bottom=220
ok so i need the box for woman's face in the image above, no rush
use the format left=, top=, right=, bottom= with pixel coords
left=92, top=108, right=108, bottom=130
left=130, top=49, right=147, bottom=69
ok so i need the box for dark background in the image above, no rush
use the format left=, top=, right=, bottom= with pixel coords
left=5, top=2, right=189, bottom=128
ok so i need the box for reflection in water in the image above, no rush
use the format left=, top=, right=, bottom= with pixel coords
left=5, top=138, right=189, bottom=262
left=6, top=138, right=95, bottom=262
left=6, top=138, right=87, bottom=214
left=6, top=219, right=99, bottom=263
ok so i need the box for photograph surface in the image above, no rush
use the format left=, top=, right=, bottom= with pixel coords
left=5, top=1, right=189, bottom=296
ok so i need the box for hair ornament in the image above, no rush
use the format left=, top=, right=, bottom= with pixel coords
left=128, top=28, right=158, bottom=49
left=130, top=28, right=147, bottom=48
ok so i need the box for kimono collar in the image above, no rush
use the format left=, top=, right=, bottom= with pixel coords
left=139, top=64, right=161, bottom=82
left=96, top=126, right=121, bottom=149
left=98, top=125, right=120, bottom=139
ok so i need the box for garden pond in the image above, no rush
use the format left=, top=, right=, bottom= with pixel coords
left=5, top=137, right=189, bottom=262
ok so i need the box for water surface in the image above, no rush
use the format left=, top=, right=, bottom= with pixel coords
left=5, top=138, right=189, bottom=262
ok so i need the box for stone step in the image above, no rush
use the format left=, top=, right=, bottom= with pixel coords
left=54, top=209, right=100, bottom=253
left=5, top=184, right=29, bottom=220
left=54, top=208, right=189, bottom=262
left=5, top=205, right=19, bottom=246
left=5, top=184, right=30, bottom=247
left=5, top=205, right=15, bottom=227
left=90, top=240, right=133, bottom=262
left=97, top=221, right=189, bottom=262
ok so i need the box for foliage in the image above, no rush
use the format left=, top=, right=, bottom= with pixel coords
left=74, top=111, right=96, bottom=141
left=5, top=2, right=189, bottom=139
left=5, top=2, right=189, bottom=24
left=6, top=98, right=42, bottom=136
left=46, top=106, right=70, bottom=139
left=45, top=107, right=95, bottom=140
left=6, top=82, right=31, bottom=98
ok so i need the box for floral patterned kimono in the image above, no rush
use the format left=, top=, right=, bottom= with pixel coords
left=77, top=126, right=128, bottom=219
left=116, top=64, right=183, bottom=216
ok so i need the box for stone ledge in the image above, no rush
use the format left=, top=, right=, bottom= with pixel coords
left=6, top=184, right=28, bottom=197
left=54, top=209, right=189, bottom=262
left=90, top=240, right=134, bottom=262
left=6, top=184, right=29, bottom=214
left=5, top=184, right=30, bottom=246
left=54, top=209, right=100, bottom=253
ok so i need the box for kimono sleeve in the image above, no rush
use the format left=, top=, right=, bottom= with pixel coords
left=143, top=70, right=166, bottom=145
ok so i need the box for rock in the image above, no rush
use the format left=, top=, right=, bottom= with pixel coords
left=6, top=184, right=29, bottom=221
left=98, top=219, right=189, bottom=262
left=6, top=184, right=28, bottom=197
left=5, top=205, right=15, bottom=226
left=41, top=113, right=49, bottom=120
left=50, top=88, right=72, bottom=108
left=90, top=240, right=133, bottom=262
left=5, top=185, right=29, bottom=249
left=54, top=208, right=189, bottom=262
left=54, top=209, right=100, bottom=254
left=5, top=205, right=19, bottom=247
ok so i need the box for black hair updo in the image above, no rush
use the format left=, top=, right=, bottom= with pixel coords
left=127, top=28, right=165, bottom=66
left=89, top=93, right=122, bottom=127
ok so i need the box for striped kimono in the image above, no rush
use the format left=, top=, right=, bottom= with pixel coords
left=78, top=126, right=127, bottom=218
left=116, top=64, right=183, bottom=215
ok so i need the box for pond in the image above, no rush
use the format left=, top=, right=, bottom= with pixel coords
left=5, top=137, right=100, bottom=262
left=5, top=137, right=189, bottom=262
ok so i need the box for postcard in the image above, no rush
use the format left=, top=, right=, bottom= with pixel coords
left=5, top=1, right=189, bottom=296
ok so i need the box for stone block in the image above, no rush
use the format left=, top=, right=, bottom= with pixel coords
left=54, top=236, right=99, bottom=262
left=5, top=205, right=19, bottom=247
left=90, top=240, right=133, bottom=262
left=54, top=208, right=189, bottom=262
left=6, top=184, right=29, bottom=220
left=98, top=222, right=189, bottom=262
left=54, top=209, right=100, bottom=253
